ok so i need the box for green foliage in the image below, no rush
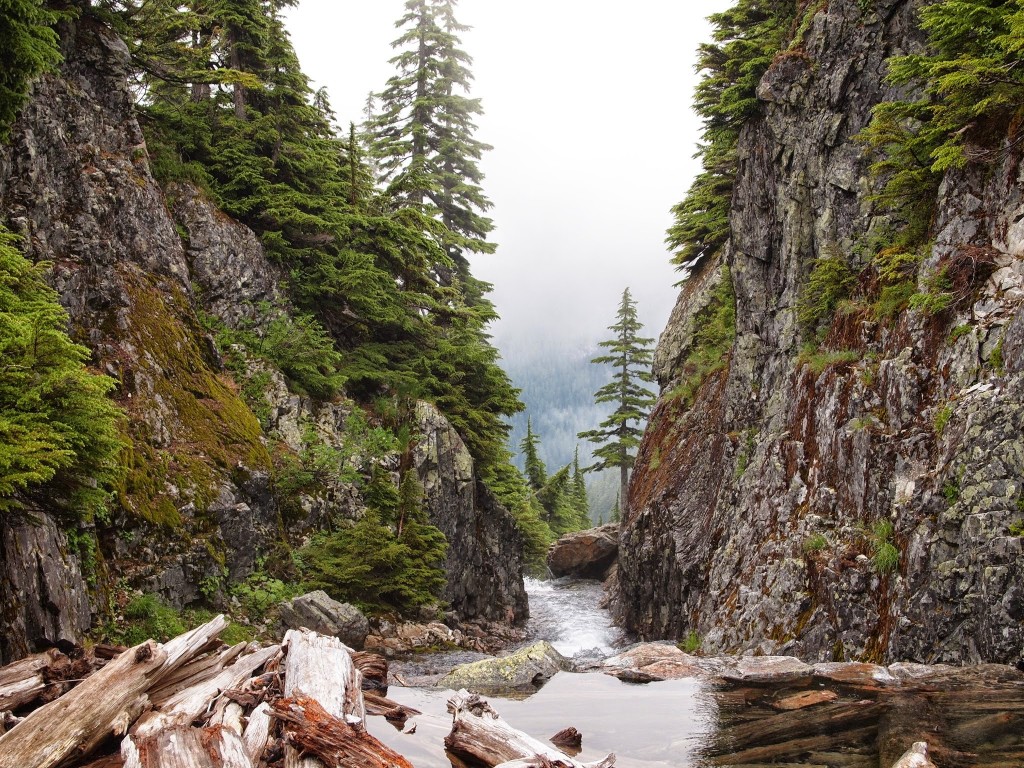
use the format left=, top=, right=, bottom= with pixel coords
left=231, top=572, right=302, bottom=617
left=679, top=630, right=702, bottom=654
left=117, top=594, right=187, bottom=646
left=0, top=0, right=63, bottom=142
left=909, top=267, right=954, bottom=316
left=869, top=520, right=899, bottom=574
left=0, top=227, right=124, bottom=520
left=298, top=469, right=448, bottom=616
left=797, top=254, right=857, bottom=340
left=1009, top=520, right=1024, bottom=537
left=802, top=533, right=828, bottom=554
left=949, top=324, right=973, bottom=343
left=578, top=288, right=657, bottom=509
left=674, top=266, right=737, bottom=405
left=989, top=337, right=1005, bottom=374
left=861, top=0, right=1024, bottom=248
left=933, top=403, right=953, bottom=437
left=520, top=417, right=547, bottom=491
left=798, top=348, right=861, bottom=375
left=943, top=479, right=960, bottom=504
left=668, top=0, right=798, bottom=274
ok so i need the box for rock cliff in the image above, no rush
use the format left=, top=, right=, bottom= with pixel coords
left=619, top=0, right=1024, bottom=665
left=0, top=16, right=524, bottom=660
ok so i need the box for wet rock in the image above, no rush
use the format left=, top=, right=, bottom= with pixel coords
left=812, top=662, right=898, bottom=688
left=546, top=525, right=619, bottom=581
left=721, top=656, right=814, bottom=685
left=438, top=641, right=571, bottom=695
left=602, top=643, right=726, bottom=681
left=278, top=591, right=369, bottom=650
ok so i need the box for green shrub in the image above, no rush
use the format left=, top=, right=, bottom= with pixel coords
left=949, top=324, right=973, bottom=343
left=1009, top=520, right=1024, bottom=537
left=231, top=572, right=302, bottom=617
left=117, top=594, right=187, bottom=646
left=802, top=533, right=828, bottom=554
left=674, top=266, right=736, bottom=406
left=943, top=480, right=959, bottom=504
left=798, top=348, right=861, bottom=376
left=679, top=630, right=702, bottom=654
left=869, top=520, right=899, bottom=574
left=933, top=403, right=953, bottom=437
left=797, top=254, right=858, bottom=341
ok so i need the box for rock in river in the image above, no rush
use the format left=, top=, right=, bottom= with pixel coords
left=278, top=591, right=369, bottom=650
left=438, top=641, right=571, bottom=695
left=547, top=525, right=619, bottom=581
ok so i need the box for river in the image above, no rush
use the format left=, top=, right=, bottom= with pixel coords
left=367, top=577, right=716, bottom=767
left=367, top=578, right=1024, bottom=767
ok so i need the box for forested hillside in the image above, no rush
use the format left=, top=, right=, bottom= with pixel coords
left=0, top=0, right=596, bottom=660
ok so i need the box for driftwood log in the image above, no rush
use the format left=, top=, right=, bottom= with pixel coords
left=273, top=697, right=414, bottom=768
left=445, top=690, right=615, bottom=768
left=123, top=725, right=254, bottom=768
left=0, top=615, right=229, bottom=768
left=0, top=648, right=97, bottom=713
left=132, top=644, right=280, bottom=738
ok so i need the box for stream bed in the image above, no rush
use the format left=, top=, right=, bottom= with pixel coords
left=370, top=579, right=1024, bottom=767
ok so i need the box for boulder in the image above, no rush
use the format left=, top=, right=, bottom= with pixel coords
left=546, top=525, right=619, bottom=580
left=278, top=591, right=369, bottom=650
left=438, top=641, right=571, bottom=695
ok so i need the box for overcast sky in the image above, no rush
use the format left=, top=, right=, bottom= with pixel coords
left=283, top=1, right=730, bottom=353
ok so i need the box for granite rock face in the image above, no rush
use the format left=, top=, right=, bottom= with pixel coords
left=547, top=524, right=619, bottom=581
left=414, top=402, right=528, bottom=624
left=618, top=0, right=1024, bottom=665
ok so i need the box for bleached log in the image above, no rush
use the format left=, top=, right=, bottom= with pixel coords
left=132, top=644, right=279, bottom=738
left=283, top=630, right=364, bottom=722
left=282, top=630, right=367, bottom=768
left=273, top=697, right=413, bottom=768
left=0, top=649, right=64, bottom=712
left=445, top=691, right=615, bottom=768
left=122, top=726, right=254, bottom=768
left=241, top=702, right=273, bottom=764
left=0, top=616, right=228, bottom=768
left=210, top=701, right=245, bottom=736
left=150, top=642, right=249, bottom=703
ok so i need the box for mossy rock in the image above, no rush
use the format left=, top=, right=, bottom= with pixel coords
left=438, top=641, right=571, bottom=695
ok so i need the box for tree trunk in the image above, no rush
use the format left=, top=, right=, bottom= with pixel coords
left=123, top=725, right=254, bottom=768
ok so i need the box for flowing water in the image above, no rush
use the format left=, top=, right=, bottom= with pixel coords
left=369, top=579, right=1024, bottom=767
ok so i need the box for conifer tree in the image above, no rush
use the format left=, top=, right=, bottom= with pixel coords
left=571, top=447, right=590, bottom=525
left=578, top=288, right=656, bottom=514
left=520, top=417, right=547, bottom=491
left=0, top=227, right=123, bottom=519
left=0, top=0, right=62, bottom=141
left=373, top=0, right=494, bottom=283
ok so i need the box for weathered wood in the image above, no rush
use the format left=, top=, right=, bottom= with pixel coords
left=283, top=629, right=365, bottom=768
left=550, top=727, right=583, bottom=751
left=149, top=642, right=249, bottom=704
left=283, top=629, right=364, bottom=723
left=123, top=726, right=254, bottom=768
left=132, top=644, right=280, bottom=738
left=496, top=760, right=614, bottom=768
left=210, top=701, right=245, bottom=736
left=0, top=648, right=97, bottom=713
left=363, top=690, right=421, bottom=725
left=272, top=697, right=413, bottom=768
left=708, top=700, right=885, bottom=752
left=352, top=652, right=389, bottom=692
left=445, top=691, right=615, bottom=768
left=241, top=702, right=273, bottom=764
left=0, top=616, right=228, bottom=768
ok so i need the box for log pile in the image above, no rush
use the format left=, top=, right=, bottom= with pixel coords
left=0, top=620, right=612, bottom=768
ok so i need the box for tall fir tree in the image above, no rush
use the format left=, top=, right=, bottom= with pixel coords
left=520, top=417, right=547, bottom=492
left=571, top=446, right=590, bottom=525
left=0, top=0, right=62, bottom=141
left=372, top=0, right=494, bottom=285
left=578, top=288, right=656, bottom=514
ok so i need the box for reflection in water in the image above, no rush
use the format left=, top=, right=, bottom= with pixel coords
left=373, top=578, right=1024, bottom=767
left=365, top=672, right=717, bottom=768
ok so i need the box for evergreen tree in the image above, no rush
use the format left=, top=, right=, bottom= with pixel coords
left=578, top=288, right=656, bottom=514
left=0, top=226, right=124, bottom=519
left=0, top=0, right=62, bottom=141
left=520, top=417, right=547, bottom=491
left=570, top=446, right=590, bottom=524
left=372, top=0, right=494, bottom=283
left=668, top=0, right=797, bottom=276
